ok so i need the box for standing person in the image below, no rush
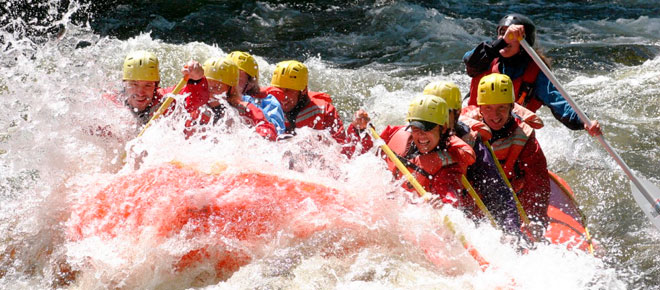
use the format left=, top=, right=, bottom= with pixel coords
left=375, top=95, right=476, bottom=206
left=463, top=13, right=601, bottom=136
left=202, top=57, right=277, bottom=141
left=266, top=60, right=371, bottom=155
left=462, top=73, right=550, bottom=240
left=423, top=81, right=521, bottom=233
left=227, top=51, right=286, bottom=135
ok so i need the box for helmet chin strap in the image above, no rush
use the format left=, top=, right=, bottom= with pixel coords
left=241, top=81, right=249, bottom=96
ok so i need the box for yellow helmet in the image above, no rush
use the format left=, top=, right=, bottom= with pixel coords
left=423, top=81, right=462, bottom=110
left=228, top=51, right=258, bottom=78
left=477, top=73, right=515, bottom=105
left=203, top=57, right=239, bottom=87
left=406, top=94, right=449, bottom=127
left=122, top=50, right=160, bottom=82
left=271, top=60, right=308, bottom=91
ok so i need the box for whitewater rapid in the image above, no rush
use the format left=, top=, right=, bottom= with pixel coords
left=2, top=0, right=660, bottom=289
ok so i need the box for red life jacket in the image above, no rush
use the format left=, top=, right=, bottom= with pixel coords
left=385, top=129, right=470, bottom=193
left=291, top=91, right=335, bottom=129
left=460, top=105, right=535, bottom=180
left=490, top=120, right=534, bottom=181
left=468, top=58, right=543, bottom=112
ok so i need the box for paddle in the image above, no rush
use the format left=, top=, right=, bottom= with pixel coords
left=519, top=39, right=660, bottom=230
left=367, top=124, right=491, bottom=270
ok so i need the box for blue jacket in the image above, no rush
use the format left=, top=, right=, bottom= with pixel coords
left=242, top=94, right=286, bottom=135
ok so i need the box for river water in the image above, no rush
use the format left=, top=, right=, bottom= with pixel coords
left=1, top=0, right=659, bottom=289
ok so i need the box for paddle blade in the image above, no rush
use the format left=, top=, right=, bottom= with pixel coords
left=630, top=177, right=660, bottom=230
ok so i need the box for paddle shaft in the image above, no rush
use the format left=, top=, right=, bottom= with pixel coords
left=520, top=39, right=660, bottom=213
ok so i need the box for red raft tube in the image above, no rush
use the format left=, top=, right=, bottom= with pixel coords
left=544, top=171, right=596, bottom=254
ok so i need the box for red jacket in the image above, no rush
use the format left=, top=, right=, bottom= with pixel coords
left=160, top=78, right=210, bottom=117
left=378, top=125, right=476, bottom=206
left=263, top=87, right=372, bottom=156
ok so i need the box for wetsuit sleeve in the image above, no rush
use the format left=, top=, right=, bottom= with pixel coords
left=447, top=136, right=476, bottom=172
left=426, top=137, right=475, bottom=207
left=517, top=135, right=551, bottom=226
left=244, top=94, right=287, bottom=135
left=465, top=139, right=522, bottom=233
left=535, top=73, right=584, bottom=130
left=180, top=78, right=210, bottom=114
left=463, top=39, right=507, bottom=77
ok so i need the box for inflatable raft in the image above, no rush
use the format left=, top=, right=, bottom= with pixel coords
left=67, top=162, right=595, bottom=279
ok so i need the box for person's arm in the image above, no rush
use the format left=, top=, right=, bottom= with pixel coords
left=534, top=73, right=583, bottom=130
left=180, top=78, right=210, bottom=114
left=243, top=103, right=278, bottom=141
left=342, top=109, right=374, bottom=158
left=343, top=123, right=374, bottom=157
left=429, top=164, right=464, bottom=208
left=517, top=136, right=551, bottom=227
left=427, top=138, right=475, bottom=208
left=463, top=39, right=508, bottom=77
left=260, top=95, right=286, bottom=135
left=446, top=136, right=476, bottom=172
left=158, top=61, right=210, bottom=115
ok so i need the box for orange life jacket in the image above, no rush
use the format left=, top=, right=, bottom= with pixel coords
left=460, top=105, right=536, bottom=179
left=468, top=58, right=543, bottom=112
left=490, top=121, right=534, bottom=180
